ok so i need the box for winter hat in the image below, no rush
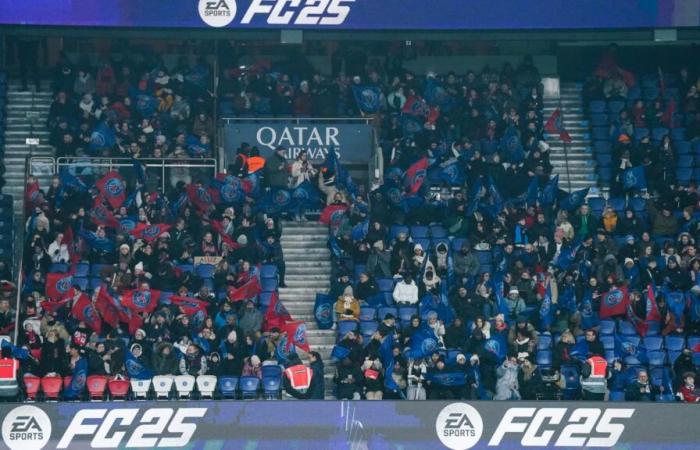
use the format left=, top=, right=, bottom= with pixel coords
left=456, top=354, right=467, bottom=363
left=343, top=286, right=354, bottom=297
left=227, top=330, right=237, bottom=342
left=237, top=235, right=248, bottom=245
left=251, top=355, right=261, bottom=366
left=119, top=243, right=130, bottom=252
left=135, top=328, right=146, bottom=338
left=130, top=343, right=142, bottom=354
left=509, top=287, right=519, bottom=295
left=624, top=258, right=635, bottom=266
left=134, top=262, right=144, bottom=273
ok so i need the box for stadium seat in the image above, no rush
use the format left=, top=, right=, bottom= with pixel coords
left=608, top=100, right=625, bottom=114
left=601, top=335, right=615, bottom=350
left=618, top=321, right=637, bottom=336
left=130, top=378, right=151, bottom=400
left=359, top=307, right=377, bottom=321
left=377, top=278, right=394, bottom=293
left=589, top=100, right=606, bottom=114
left=378, top=307, right=398, bottom=321
left=177, top=264, right=194, bottom=274
left=23, top=374, right=40, bottom=401
left=687, top=336, right=700, bottom=351
left=398, top=306, right=418, bottom=322
left=599, top=320, right=616, bottom=335
left=360, top=321, right=379, bottom=336
left=153, top=375, right=174, bottom=399
left=87, top=375, right=108, bottom=401
left=260, top=265, right=278, bottom=279
left=259, top=292, right=274, bottom=309
left=107, top=379, right=130, bottom=400
left=261, top=277, right=278, bottom=292
left=174, top=375, right=196, bottom=399
left=218, top=376, right=239, bottom=398
left=609, top=391, right=626, bottom=401
left=451, top=238, right=466, bottom=252
left=337, top=320, right=358, bottom=338
left=41, top=375, right=62, bottom=401
left=49, top=263, right=69, bottom=273
left=592, top=127, right=608, bottom=141
left=593, top=140, right=612, bottom=153
left=643, top=336, right=663, bottom=351
left=537, top=333, right=552, bottom=350
left=652, top=127, right=669, bottom=141
left=75, top=263, right=90, bottom=278
left=536, top=351, right=552, bottom=368
left=195, top=264, right=216, bottom=279
left=263, top=376, right=282, bottom=399
left=261, top=365, right=282, bottom=380
left=196, top=375, right=217, bottom=399
left=647, top=351, right=666, bottom=367
left=430, top=225, right=447, bottom=239
left=91, top=264, right=111, bottom=277
left=239, top=376, right=260, bottom=399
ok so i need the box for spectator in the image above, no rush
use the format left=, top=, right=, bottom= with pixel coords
left=335, top=287, right=360, bottom=322
left=264, top=146, right=290, bottom=189
left=393, top=274, right=419, bottom=305
left=625, top=370, right=659, bottom=401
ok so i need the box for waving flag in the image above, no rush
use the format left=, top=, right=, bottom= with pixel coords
left=404, top=157, right=429, bottom=195
left=560, top=188, right=589, bottom=211
left=404, top=327, right=439, bottom=359
left=484, top=335, right=507, bottom=362
left=89, top=121, right=116, bottom=152
left=540, top=282, right=555, bottom=328
left=129, top=223, right=171, bottom=243
left=135, top=94, right=157, bottom=117
left=63, top=226, right=81, bottom=268
left=428, top=159, right=463, bottom=186
left=46, top=272, right=74, bottom=301
left=264, top=292, right=293, bottom=331
left=72, top=292, right=102, bottom=335
left=314, top=293, right=334, bottom=330
left=559, top=285, right=577, bottom=313
left=91, top=200, right=120, bottom=229
left=171, top=296, right=209, bottom=315
left=121, top=288, right=161, bottom=313
left=622, top=166, right=647, bottom=190
left=63, top=357, right=88, bottom=400
left=285, top=321, right=310, bottom=352
left=402, top=95, right=431, bottom=118
left=40, top=297, right=72, bottom=314
left=59, top=169, right=89, bottom=193
left=227, top=277, right=262, bottom=302
left=209, top=220, right=239, bottom=249
left=351, top=219, right=369, bottom=242
left=424, top=77, right=454, bottom=112
left=525, top=176, right=539, bottom=206
left=645, top=284, right=661, bottom=322
left=580, top=290, right=599, bottom=330
left=666, top=291, right=686, bottom=328
left=125, top=349, right=153, bottom=380
left=79, top=230, right=114, bottom=253
left=186, top=184, right=214, bottom=213
left=292, top=181, right=322, bottom=211
left=319, top=204, right=348, bottom=226
left=626, top=302, right=649, bottom=337
left=570, top=339, right=590, bottom=361
left=614, top=334, right=648, bottom=364
left=0, top=340, right=29, bottom=360
left=540, top=174, right=559, bottom=205
left=209, top=174, right=245, bottom=206
left=25, top=181, right=43, bottom=210
left=379, top=333, right=400, bottom=393
left=544, top=109, right=572, bottom=143
left=170, top=192, right=188, bottom=219
left=96, top=171, right=126, bottom=209
left=330, top=344, right=351, bottom=361
left=352, top=85, right=382, bottom=114
left=600, top=287, right=629, bottom=319
left=95, top=287, right=120, bottom=328
left=118, top=217, right=138, bottom=233
left=131, top=157, right=148, bottom=186
left=256, top=188, right=293, bottom=215
left=492, top=276, right=509, bottom=316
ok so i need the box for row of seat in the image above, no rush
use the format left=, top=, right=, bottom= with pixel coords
left=23, top=372, right=284, bottom=401
left=591, top=126, right=685, bottom=143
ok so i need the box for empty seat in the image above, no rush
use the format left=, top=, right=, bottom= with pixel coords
left=475, top=251, right=492, bottom=265
left=634, top=127, right=649, bottom=141
left=537, top=333, right=552, bottom=350
left=359, top=307, right=376, bottom=321
left=676, top=154, right=694, bottom=168
left=259, top=292, right=274, bottom=309
left=389, top=225, right=409, bottom=241
left=107, top=379, right=130, bottom=400
left=609, top=391, right=626, bottom=401
left=599, top=320, right=616, bottom=335
left=596, top=153, right=612, bottom=167
left=589, top=100, right=606, bottom=113
left=196, top=375, right=217, bottom=399
left=87, top=375, right=108, bottom=401
left=23, top=374, right=41, bottom=401
left=377, top=278, right=394, bottom=293
left=536, top=351, right=552, bottom=367
left=360, top=320, right=379, bottom=336
left=239, top=376, right=260, bottom=399
left=592, top=127, right=609, bottom=141
left=41, top=375, right=63, bottom=401
left=152, top=375, right=174, bottom=400
left=337, top=320, right=358, bottom=337
left=263, top=376, right=282, bottom=399
left=652, top=127, right=669, bottom=141
left=261, top=365, right=282, bottom=379
left=618, top=321, right=638, bottom=336
left=218, top=376, right=239, bottom=398
left=591, top=113, right=608, bottom=127
left=430, top=225, right=447, bottom=238
left=261, top=277, right=278, bottom=292
left=49, top=263, right=69, bottom=273
left=130, top=378, right=151, bottom=400
left=398, top=306, right=418, bottom=322
left=671, top=128, right=686, bottom=141
left=608, top=197, right=626, bottom=212
left=174, top=375, right=196, bottom=399
left=75, top=263, right=90, bottom=278
left=601, top=335, right=615, bottom=350
left=629, top=197, right=646, bottom=212
left=643, top=336, right=663, bottom=351
left=593, top=140, right=612, bottom=154
left=647, top=350, right=666, bottom=367
left=607, top=100, right=625, bottom=114
left=260, top=265, right=278, bottom=279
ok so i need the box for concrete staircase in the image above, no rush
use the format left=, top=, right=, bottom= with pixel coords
left=2, top=81, right=54, bottom=217
left=279, top=220, right=336, bottom=398
left=544, top=81, right=597, bottom=192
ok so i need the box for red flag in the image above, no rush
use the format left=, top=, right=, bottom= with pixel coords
left=625, top=302, right=649, bottom=337
left=186, top=184, right=214, bottom=213
left=600, top=287, right=629, bottom=319
left=128, top=314, right=144, bottom=335
left=227, top=277, right=262, bottom=302
left=264, top=292, right=292, bottom=331
left=72, top=292, right=102, bottom=335
left=63, top=226, right=81, bottom=268
left=404, top=157, right=429, bottom=195
left=210, top=220, right=239, bottom=249
left=121, top=288, right=161, bottom=313
left=645, top=284, right=662, bottom=322
left=661, top=97, right=676, bottom=128
left=95, top=287, right=120, bottom=328
left=319, top=204, right=348, bottom=225
left=96, top=171, right=126, bottom=209
left=45, top=272, right=75, bottom=301
left=25, top=181, right=43, bottom=211
left=544, top=109, right=572, bottom=143
left=401, top=95, right=431, bottom=117
left=91, top=199, right=120, bottom=229
left=284, top=321, right=310, bottom=352
left=40, top=298, right=72, bottom=314
left=171, top=296, right=209, bottom=315
left=129, top=223, right=172, bottom=243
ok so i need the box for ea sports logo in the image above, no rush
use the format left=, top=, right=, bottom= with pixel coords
left=435, top=403, right=483, bottom=450
left=2, top=405, right=52, bottom=450
left=198, top=0, right=236, bottom=27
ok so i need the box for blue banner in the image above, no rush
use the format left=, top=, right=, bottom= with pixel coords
left=580, top=289, right=600, bottom=330
left=623, top=166, right=647, bottom=190
left=540, top=283, right=555, bottom=328
left=125, top=350, right=153, bottom=380
left=63, top=357, right=88, bottom=400
left=352, top=85, right=382, bottom=114
left=560, top=188, right=589, bottom=211
left=314, top=293, right=334, bottom=330
left=404, top=327, right=439, bottom=360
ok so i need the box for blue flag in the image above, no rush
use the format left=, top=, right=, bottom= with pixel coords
left=351, top=219, right=369, bottom=242
left=424, top=77, right=454, bottom=112
left=622, top=166, right=647, bottom=190
left=492, top=276, right=510, bottom=317
left=559, top=285, right=577, bottom=313
left=63, top=357, right=88, bottom=400
left=689, top=292, right=700, bottom=322
left=380, top=333, right=401, bottom=393
left=275, top=334, right=294, bottom=364
left=570, top=339, right=590, bottom=361
left=425, top=372, right=467, bottom=386
left=555, top=242, right=581, bottom=270
left=292, top=181, right=322, bottom=211
left=314, top=293, right=334, bottom=330
left=540, top=174, right=559, bottom=205
left=125, top=350, right=153, bottom=380
left=210, top=176, right=245, bottom=206
left=257, top=188, right=293, bottom=214
left=330, top=344, right=351, bottom=361
left=428, top=159, right=463, bottom=186
left=540, top=282, right=555, bottom=328
left=404, top=327, right=439, bottom=360
left=399, top=194, right=425, bottom=213
left=79, top=230, right=114, bottom=252
left=59, top=169, right=89, bottom=193
left=352, top=85, right=382, bottom=114
left=484, top=335, right=507, bottom=363
left=486, top=176, right=504, bottom=218
left=580, top=289, right=600, bottom=330
left=525, top=176, right=539, bottom=205
left=614, top=334, right=648, bottom=364
left=131, top=157, right=148, bottom=186
left=0, top=340, right=29, bottom=360
left=89, top=121, right=116, bottom=152
left=560, top=188, right=589, bottom=211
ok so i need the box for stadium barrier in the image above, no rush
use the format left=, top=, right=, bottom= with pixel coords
left=0, top=400, right=697, bottom=450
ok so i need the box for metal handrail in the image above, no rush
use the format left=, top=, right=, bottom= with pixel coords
left=220, top=117, right=373, bottom=124
left=12, top=156, right=31, bottom=344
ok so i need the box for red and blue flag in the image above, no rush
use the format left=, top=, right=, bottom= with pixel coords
left=96, top=171, right=126, bottom=209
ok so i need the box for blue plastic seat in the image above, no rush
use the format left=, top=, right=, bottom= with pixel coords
left=337, top=320, right=358, bottom=337
left=643, top=336, right=663, bottom=351
left=561, top=364, right=581, bottom=392
left=609, top=391, right=626, bottom=401
left=601, top=335, right=615, bottom=350
left=618, top=321, right=638, bottom=336
left=261, top=277, right=278, bottom=292
left=645, top=321, right=660, bottom=336
left=262, top=376, right=282, bottom=399
left=634, top=127, right=650, bottom=141
left=592, top=127, right=609, bottom=141
left=413, top=239, right=431, bottom=252
left=89, top=278, right=102, bottom=291
left=360, top=320, right=379, bottom=336
left=359, top=307, right=377, bottom=321
left=218, top=376, right=239, bottom=398
left=73, top=277, right=88, bottom=291
left=475, top=250, right=492, bottom=265
left=195, top=264, right=216, bottom=279
left=599, top=320, right=616, bottom=335
left=177, top=264, right=194, bottom=274
left=49, top=263, right=69, bottom=273
left=656, top=394, right=676, bottom=402
left=593, top=140, right=612, bottom=154
left=591, top=113, right=608, bottom=127
left=377, top=278, right=394, bottom=293
left=398, top=306, right=418, bottom=322
left=451, top=238, right=466, bottom=252
left=652, top=127, right=669, bottom=141
left=536, top=351, right=552, bottom=368
left=609, top=197, right=626, bottom=212
left=647, top=350, right=666, bottom=367
left=261, top=365, right=282, bottom=379
left=353, top=264, right=366, bottom=280
left=688, top=336, right=700, bottom=352
left=596, top=153, right=612, bottom=167
left=677, top=154, right=694, bottom=168
left=75, top=263, right=90, bottom=278
left=629, top=197, right=646, bottom=212
left=90, top=264, right=111, bottom=277
left=643, top=87, right=659, bottom=100
left=377, top=307, right=398, bottom=321
left=430, top=225, right=447, bottom=239
left=239, top=376, right=260, bottom=399
left=389, top=225, right=409, bottom=241
left=608, top=100, right=625, bottom=114
left=537, top=333, right=552, bottom=350
left=588, top=197, right=606, bottom=215
left=259, top=292, right=274, bottom=309
left=260, top=265, right=278, bottom=279
left=671, top=128, right=686, bottom=141
left=589, top=100, right=606, bottom=114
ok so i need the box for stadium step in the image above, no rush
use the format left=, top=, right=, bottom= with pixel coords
left=279, top=220, right=336, bottom=398
left=544, top=81, right=596, bottom=194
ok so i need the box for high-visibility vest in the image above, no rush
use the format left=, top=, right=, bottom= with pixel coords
left=247, top=156, right=266, bottom=174
left=0, top=358, right=18, bottom=381
left=284, top=364, right=313, bottom=391
left=581, top=356, right=607, bottom=393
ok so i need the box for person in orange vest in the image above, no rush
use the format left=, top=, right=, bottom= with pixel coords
left=246, top=147, right=266, bottom=175
left=283, top=353, right=320, bottom=399
left=0, top=346, right=20, bottom=400
left=580, top=355, right=609, bottom=400
left=228, top=144, right=250, bottom=177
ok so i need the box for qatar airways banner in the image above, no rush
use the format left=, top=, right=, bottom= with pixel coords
left=0, top=0, right=698, bottom=29
left=1, top=401, right=699, bottom=450
left=223, top=121, right=373, bottom=163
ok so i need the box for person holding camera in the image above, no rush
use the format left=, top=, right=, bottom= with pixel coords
left=406, top=358, right=427, bottom=400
